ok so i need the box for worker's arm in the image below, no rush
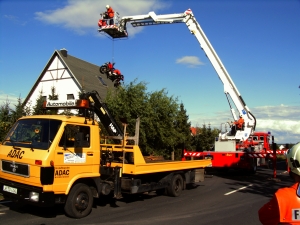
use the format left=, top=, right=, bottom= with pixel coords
left=258, top=196, right=280, bottom=225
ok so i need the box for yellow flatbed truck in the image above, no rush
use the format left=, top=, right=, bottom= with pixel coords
left=0, top=99, right=211, bottom=218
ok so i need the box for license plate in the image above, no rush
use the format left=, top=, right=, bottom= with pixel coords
left=3, top=185, right=17, bottom=194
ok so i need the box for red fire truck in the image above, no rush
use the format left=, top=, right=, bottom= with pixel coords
left=184, top=131, right=287, bottom=173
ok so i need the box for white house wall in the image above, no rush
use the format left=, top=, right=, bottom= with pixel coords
left=25, top=55, right=81, bottom=111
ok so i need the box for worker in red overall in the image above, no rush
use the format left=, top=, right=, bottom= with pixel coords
left=234, top=115, right=244, bottom=130
left=258, top=142, right=300, bottom=224
left=105, top=5, right=114, bottom=25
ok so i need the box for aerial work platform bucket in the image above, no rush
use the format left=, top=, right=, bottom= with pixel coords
left=98, top=11, right=127, bottom=39
left=98, top=25, right=128, bottom=39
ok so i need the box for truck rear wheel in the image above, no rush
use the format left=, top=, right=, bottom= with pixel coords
left=167, top=174, right=183, bottom=197
left=250, top=158, right=257, bottom=174
left=64, top=183, right=93, bottom=218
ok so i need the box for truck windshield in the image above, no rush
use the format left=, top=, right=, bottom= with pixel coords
left=2, top=119, right=62, bottom=150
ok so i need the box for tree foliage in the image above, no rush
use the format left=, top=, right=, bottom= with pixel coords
left=174, top=103, right=193, bottom=157
left=105, top=80, right=192, bottom=159
left=48, top=86, right=59, bottom=115
left=32, top=90, right=45, bottom=115
left=0, top=99, right=12, bottom=141
left=191, top=124, right=220, bottom=151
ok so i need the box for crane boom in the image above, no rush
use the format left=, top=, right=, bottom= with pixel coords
left=80, top=90, right=124, bottom=138
left=99, top=9, right=256, bottom=142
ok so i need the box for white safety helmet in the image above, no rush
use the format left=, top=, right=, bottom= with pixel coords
left=287, top=142, right=300, bottom=176
left=106, top=5, right=110, bottom=9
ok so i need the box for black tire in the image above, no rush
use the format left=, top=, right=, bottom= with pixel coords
left=64, top=183, right=93, bottom=218
left=167, top=174, right=183, bottom=197
left=249, top=158, right=257, bottom=174
left=100, top=65, right=107, bottom=74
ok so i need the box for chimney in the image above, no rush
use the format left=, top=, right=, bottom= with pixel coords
left=60, top=48, right=68, bottom=57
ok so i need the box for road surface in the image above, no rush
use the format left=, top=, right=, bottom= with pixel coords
left=0, top=165, right=292, bottom=225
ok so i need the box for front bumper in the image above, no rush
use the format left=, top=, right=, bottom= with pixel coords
left=0, top=178, right=55, bottom=207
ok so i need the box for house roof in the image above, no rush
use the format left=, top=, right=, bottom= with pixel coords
left=24, top=49, right=116, bottom=105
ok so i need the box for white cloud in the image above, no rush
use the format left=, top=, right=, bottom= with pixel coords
left=34, top=0, right=170, bottom=36
left=176, top=56, right=204, bottom=68
left=189, top=104, right=300, bottom=144
left=3, top=14, right=27, bottom=26
left=0, top=92, right=22, bottom=108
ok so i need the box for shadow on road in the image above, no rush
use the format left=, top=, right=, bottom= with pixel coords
left=1, top=201, right=65, bottom=218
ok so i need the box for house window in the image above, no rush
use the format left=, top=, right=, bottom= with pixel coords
left=67, top=94, right=75, bottom=100
left=42, top=96, right=47, bottom=101
left=97, top=76, right=107, bottom=86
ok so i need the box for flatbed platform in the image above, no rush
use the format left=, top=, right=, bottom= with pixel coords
left=100, top=144, right=212, bottom=175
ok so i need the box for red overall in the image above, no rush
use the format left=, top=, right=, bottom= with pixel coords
left=234, top=117, right=244, bottom=129
left=259, top=183, right=300, bottom=224
left=107, top=7, right=114, bottom=19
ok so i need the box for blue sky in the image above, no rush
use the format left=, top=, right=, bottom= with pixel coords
left=0, top=0, right=300, bottom=144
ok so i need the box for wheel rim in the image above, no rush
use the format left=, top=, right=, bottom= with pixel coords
left=75, top=192, right=89, bottom=212
left=175, top=179, right=181, bottom=192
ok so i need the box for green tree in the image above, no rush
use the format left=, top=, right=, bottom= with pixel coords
left=173, top=103, right=192, bottom=159
left=145, top=89, right=179, bottom=158
left=32, top=90, right=45, bottom=115
left=105, top=80, right=192, bottom=159
left=48, top=86, right=58, bottom=100
left=0, top=99, right=12, bottom=141
left=105, top=80, right=150, bottom=146
left=48, top=86, right=59, bottom=115
left=11, top=96, right=25, bottom=123
left=192, top=124, right=220, bottom=151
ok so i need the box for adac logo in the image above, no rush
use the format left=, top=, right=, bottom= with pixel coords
left=7, top=149, right=25, bottom=159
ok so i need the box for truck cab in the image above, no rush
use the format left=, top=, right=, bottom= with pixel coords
left=238, top=132, right=272, bottom=152
left=0, top=115, right=100, bottom=207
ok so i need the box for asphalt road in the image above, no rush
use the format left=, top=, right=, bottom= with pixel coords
left=0, top=165, right=292, bottom=225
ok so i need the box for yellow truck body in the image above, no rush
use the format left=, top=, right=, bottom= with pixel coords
left=0, top=115, right=211, bottom=218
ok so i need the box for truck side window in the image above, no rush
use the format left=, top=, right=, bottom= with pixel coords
left=59, top=125, right=90, bottom=148
left=78, top=126, right=90, bottom=147
left=260, top=136, right=264, bottom=141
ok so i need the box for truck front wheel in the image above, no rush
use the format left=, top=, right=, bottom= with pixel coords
left=167, top=174, right=183, bottom=197
left=64, top=183, right=93, bottom=218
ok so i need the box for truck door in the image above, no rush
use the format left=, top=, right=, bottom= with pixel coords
left=53, top=124, right=93, bottom=192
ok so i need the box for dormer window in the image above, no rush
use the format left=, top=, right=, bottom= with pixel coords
left=97, top=76, right=107, bottom=86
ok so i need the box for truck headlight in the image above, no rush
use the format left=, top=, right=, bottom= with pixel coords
left=29, top=192, right=39, bottom=202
